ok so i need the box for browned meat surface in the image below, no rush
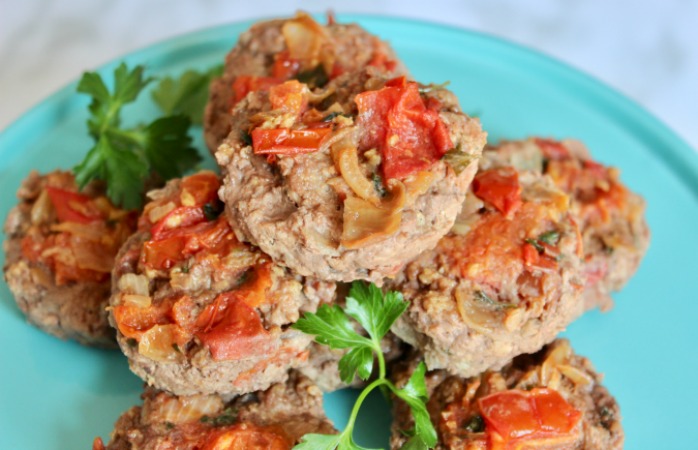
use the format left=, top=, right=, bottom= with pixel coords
left=204, top=12, right=407, bottom=152
left=482, top=138, right=650, bottom=310
left=109, top=171, right=335, bottom=396
left=96, top=371, right=335, bottom=450
left=3, top=170, right=136, bottom=346
left=391, top=340, right=623, bottom=449
left=216, top=69, right=485, bottom=283
left=388, top=169, right=585, bottom=377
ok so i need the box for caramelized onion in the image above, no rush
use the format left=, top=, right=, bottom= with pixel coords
left=336, top=145, right=381, bottom=205
left=147, top=393, right=223, bottom=425
left=281, top=13, right=332, bottom=71
left=138, top=324, right=187, bottom=363
left=341, top=196, right=401, bottom=249
left=117, top=273, right=150, bottom=296
left=31, top=189, right=54, bottom=225
left=455, top=287, right=503, bottom=335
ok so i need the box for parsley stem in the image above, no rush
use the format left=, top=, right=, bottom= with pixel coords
left=343, top=378, right=389, bottom=436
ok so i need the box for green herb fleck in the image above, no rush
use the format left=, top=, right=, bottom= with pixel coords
left=538, top=230, right=560, bottom=246
left=524, top=238, right=545, bottom=253
left=293, top=282, right=436, bottom=450
left=322, top=111, right=348, bottom=122
left=200, top=407, right=237, bottom=427
left=463, top=415, right=485, bottom=433
left=172, top=343, right=181, bottom=354
left=164, top=421, right=175, bottom=430
left=74, top=63, right=200, bottom=209
left=474, top=290, right=516, bottom=310
left=241, top=130, right=253, bottom=146
left=126, top=338, right=138, bottom=348
left=372, top=173, right=387, bottom=197
left=295, top=64, right=329, bottom=89
left=152, top=64, right=224, bottom=125
left=443, top=145, right=476, bottom=175
left=203, top=201, right=223, bottom=221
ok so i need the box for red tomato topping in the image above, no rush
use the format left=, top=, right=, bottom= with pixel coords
left=355, top=76, right=453, bottom=180
left=271, top=50, right=301, bottom=79
left=251, top=128, right=331, bottom=155
left=478, top=388, right=582, bottom=448
left=150, top=206, right=206, bottom=240
left=472, top=167, right=522, bottom=216
left=111, top=297, right=175, bottom=340
left=534, top=138, right=570, bottom=160
left=45, top=187, right=103, bottom=224
left=180, top=171, right=221, bottom=206
left=202, top=423, right=291, bottom=450
left=196, top=293, right=275, bottom=360
left=269, top=80, right=309, bottom=116
left=232, top=75, right=283, bottom=105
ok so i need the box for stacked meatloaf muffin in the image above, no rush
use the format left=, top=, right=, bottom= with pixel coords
left=2, top=12, right=648, bottom=450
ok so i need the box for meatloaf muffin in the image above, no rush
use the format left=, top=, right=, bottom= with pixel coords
left=389, top=168, right=585, bottom=377
left=204, top=12, right=407, bottom=152
left=216, top=71, right=486, bottom=283
left=110, top=171, right=335, bottom=396
left=391, top=340, right=623, bottom=449
left=3, top=170, right=136, bottom=346
left=94, top=371, right=335, bottom=450
left=481, top=138, right=650, bottom=311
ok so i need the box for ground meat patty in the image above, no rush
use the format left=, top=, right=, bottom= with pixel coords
left=216, top=70, right=485, bottom=283
left=390, top=340, right=623, bottom=449
left=3, top=170, right=136, bottom=347
left=110, top=171, right=335, bottom=396
left=95, top=371, right=335, bottom=450
left=481, top=138, right=650, bottom=311
left=388, top=168, right=585, bottom=377
left=204, top=12, right=407, bottom=153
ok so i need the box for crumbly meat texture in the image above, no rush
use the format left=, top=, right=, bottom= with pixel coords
left=216, top=73, right=485, bottom=283
left=390, top=340, right=623, bottom=449
left=204, top=14, right=407, bottom=152
left=110, top=172, right=335, bottom=396
left=98, top=372, right=335, bottom=450
left=388, top=170, right=585, bottom=377
left=3, top=170, right=135, bottom=347
left=481, top=138, right=650, bottom=310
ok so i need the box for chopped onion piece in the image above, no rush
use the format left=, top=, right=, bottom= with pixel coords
left=341, top=196, right=401, bottom=249
left=117, top=273, right=150, bottom=296
left=122, top=294, right=152, bottom=308
left=336, top=145, right=381, bottom=205
left=138, top=324, right=186, bottom=363
left=146, top=393, right=223, bottom=425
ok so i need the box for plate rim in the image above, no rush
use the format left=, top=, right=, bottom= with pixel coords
left=1, top=14, right=696, bottom=201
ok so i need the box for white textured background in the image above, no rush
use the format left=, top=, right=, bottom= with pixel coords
left=1, top=0, right=696, bottom=151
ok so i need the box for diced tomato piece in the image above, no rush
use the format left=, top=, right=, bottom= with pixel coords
left=534, top=138, right=570, bottom=161
left=251, top=128, right=331, bottom=155
left=355, top=76, right=453, bottom=180
left=271, top=50, right=301, bottom=79
left=472, top=167, right=522, bottom=216
left=202, top=423, right=290, bottom=450
left=368, top=49, right=397, bottom=72
left=478, top=388, right=582, bottom=448
left=196, top=294, right=275, bottom=361
left=45, top=187, right=103, bottom=224
left=232, top=75, right=283, bottom=105
left=232, top=262, right=272, bottom=308
left=111, top=298, right=174, bottom=340
left=150, top=206, right=206, bottom=239
left=269, top=80, right=308, bottom=116
left=142, top=234, right=186, bottom=270
left=180, top=172, right=221, bottom=207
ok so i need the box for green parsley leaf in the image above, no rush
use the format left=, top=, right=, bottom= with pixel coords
left=524, top=238, right=545, bottom=253
left=538, top=230, right=560, bottom=246
left=391, top=362, right=437, bottom=448
left=151, top=65, right=223, bottom=125
left=345, top=282, right=407, bottom=343
left=73, top=63, right=200, bottom=209
left=292, top=304, right=372, bottom=350
left=295, top=64, right=329, bottom=88
left=338, top=346, right=374, bottom=384
left=293, top=434, right=342, bottom=450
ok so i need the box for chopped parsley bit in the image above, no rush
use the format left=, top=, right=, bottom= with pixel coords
left=126, top=338, right=138, bottom=348
left=74, top=63, right=200, bottom=209
left=236, top=271, right=249, bottom=286
left=372, top=173, right=387, bottom=197
left=524, top=238, right=545, bottom=253
left=293, top=282, right=437, bottom=450
left=200, top=408, right=237, bottom=427
left=443, top=145, right=476, bottom=175
left=164, top=421, right=175, bottom=430
left=321, top=111, right=349, bottom=122
left=538, top=230, right=560, bottom=245
left=172, top=343, right=181, bottom=354
left=464, top=415, right=485, bottom=433
left=181, top=263, right=190, bottom=274
left=203, top=201, right=223, bottom=221
left=241, top=130, right=253, bottom=146
left=295, top=64, right=329, bottom=89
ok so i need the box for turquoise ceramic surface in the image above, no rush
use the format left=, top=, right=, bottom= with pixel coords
left=1, top=15, right=697, bottom=450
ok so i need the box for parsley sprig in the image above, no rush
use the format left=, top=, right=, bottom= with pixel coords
left=292, top=282, right=437, bottom=450
left=151, top=64, right=223, bottom=125
left=74, top=63, right=200, bottom=209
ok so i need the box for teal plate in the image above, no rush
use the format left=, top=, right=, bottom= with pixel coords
left=1, top=15, right=697, bottom=450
